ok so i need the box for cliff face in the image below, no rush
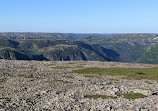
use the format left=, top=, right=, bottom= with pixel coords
left=42, top=43, right=120, bottom=61
left=0, top=38, right=119, bottom=61
left=0, top=49, right=30, bottom=60
left=0, top=48, right=47, bottom=61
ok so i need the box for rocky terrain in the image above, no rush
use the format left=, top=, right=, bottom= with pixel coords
left=0, top=60, right=158, bottom=111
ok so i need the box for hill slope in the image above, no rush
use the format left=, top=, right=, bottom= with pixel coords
left=79, top=34, right=158, bottom=63
left=137, top=44, right=158, bottom=64
left=0, top=47, right=48, bottom=60
left=0, top=38, right=119, bottom=61
left=2, top=33, right=158, bottom=64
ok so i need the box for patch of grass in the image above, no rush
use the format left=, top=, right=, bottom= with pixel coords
left=110, top=96, right=118, bottom=99
left=85, top=75, right=101, bottom=78
left=18, top=74, right=24, bottom=77
left=109, top=78, right=119, bottom=81
left=0, top=73, right=11, bottom=77
left=23, top=75, right=34, bottom=78
left=135, top=72, right=144, bottom=75
left=0, top=78, right=7, bottom=83
left=122, top=93, right=146, bottom=99
left=75, top=65, right=85, bottom=68
left=18, top=74, right=37, bottom=79
left=62, top=75, right=74, bottom=78
left=49, top=64, right=55, bottom=66
left=45, top=80, right=72, bottom=84
left=67, top=62, right=75, bottom=64
left=72, top=67, right=158, bottom=80
left=84, top=94, right=117, bottom=99
left=53, top=66, right=72, bottom=69
left=116, top=92, right=146, bottom=99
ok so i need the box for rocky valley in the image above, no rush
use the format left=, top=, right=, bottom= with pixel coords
left=1, top=33, right=158, bottom=64
left=2, top=0, right=158, bottom=111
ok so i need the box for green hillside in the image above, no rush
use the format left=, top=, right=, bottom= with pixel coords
left=137, top=44, right=158, bottom=64
left=0, top=39, right=19, bottom=48
left=0, top=38, right=119, bottom=61
left=79, top=34, right=158, bottom=63
left=1, top=33, right=158, bottom=64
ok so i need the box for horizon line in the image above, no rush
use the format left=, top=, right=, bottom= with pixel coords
left=0, top=32, right=158, bottom=34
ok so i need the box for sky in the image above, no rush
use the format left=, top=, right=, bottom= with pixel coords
left=0, top=0, right=158, bottom=33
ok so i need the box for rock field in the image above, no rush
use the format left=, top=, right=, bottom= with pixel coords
left=0, top=60, right=157, bottom=111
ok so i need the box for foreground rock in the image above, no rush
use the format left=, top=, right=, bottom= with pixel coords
left=0, top=60, right=157, bottom=111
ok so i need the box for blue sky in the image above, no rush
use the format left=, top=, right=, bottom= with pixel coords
left=0, top=0, right=158, bottom=33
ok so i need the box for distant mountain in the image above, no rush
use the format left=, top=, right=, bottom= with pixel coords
left=0, top=32, right=101, bottom=40
left=0, top=38, right=119, bottom=61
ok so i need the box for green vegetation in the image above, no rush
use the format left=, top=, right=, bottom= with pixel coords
left=0, top=37, right=119, bottom=61
left=122, top=93, right=146, bottom=99
left=18, top=74, right=40, bottom=79
left=73, top=67, right=158, bottom=80
left=1, top=33, right=158, bottom=64
left=0, top=78, right=7, bottom=83
left=53, top=66, right=73, bottom=69
left=85, top=75, right=101, bottom=78
left=79, top=34, right=158, bottom=63
left=138, top=44, right=158, bottom=64
left=45, top=80, right=72, bottom=84
left=84, top=94, right=117, bottom=99
left=23, top=76, right=34, bottom=78
left=67, top=62, right=76, bottom=64
left=0, top=39, right=19, bottom=48
left=75, top=65, right=85, bottom=68
left=116, top=92, right=146, bottom=99
left=62, top=75, right=74, bottom=78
